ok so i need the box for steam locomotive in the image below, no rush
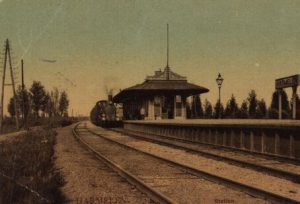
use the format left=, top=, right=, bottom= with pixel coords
left=90, top=99, right=123, bottom=127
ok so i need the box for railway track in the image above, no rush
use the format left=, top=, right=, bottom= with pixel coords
left=81, top=122, right=300, bottom=203
left=74, top=123, right=268, bottom=203
left=73, top=123, right=174, bottom=204
left=110, top=128, right=300, bottom=184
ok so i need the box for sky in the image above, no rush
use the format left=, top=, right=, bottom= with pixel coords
left=0, top=0, right=300, bottom=116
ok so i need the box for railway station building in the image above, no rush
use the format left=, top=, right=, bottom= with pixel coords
left=113, top=66, right=209, bottom=120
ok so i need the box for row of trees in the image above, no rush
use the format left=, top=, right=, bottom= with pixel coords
left=8, top=81, right=69, bottom=119
left=187, top=89, right=300, bottom=119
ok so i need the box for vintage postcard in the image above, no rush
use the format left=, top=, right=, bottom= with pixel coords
left=0, top=1, right=299, bottom=203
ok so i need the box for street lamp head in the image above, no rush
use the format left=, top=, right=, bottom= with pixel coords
left=216, top=73, right=224, bottom=88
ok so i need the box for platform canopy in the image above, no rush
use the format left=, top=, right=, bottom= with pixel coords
left=113, top=67, right=209, bottom=103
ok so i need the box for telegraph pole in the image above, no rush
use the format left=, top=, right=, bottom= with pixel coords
left=21, top=59, right=26, bottom=127
left=0, top=40, right=8, bottom=132
left=0, top=39, right=20, bottom=132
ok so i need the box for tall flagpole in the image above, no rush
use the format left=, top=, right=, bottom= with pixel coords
left=166, top=24, right=170, bottom=80
left=167, top=23, right=169, bottom=68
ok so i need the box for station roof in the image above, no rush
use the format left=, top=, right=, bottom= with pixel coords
left=113, top=67, right=209, bottom=103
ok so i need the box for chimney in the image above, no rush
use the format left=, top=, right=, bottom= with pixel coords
left=155, top=69, right=162, bottom=76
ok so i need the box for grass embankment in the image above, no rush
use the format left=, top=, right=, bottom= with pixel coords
left=0, top=128, right=65, bottom=204
left=2, top=116, right=77, bottom=134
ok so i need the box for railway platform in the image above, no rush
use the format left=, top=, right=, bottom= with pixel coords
left=123, top=119, right=300, bottom=160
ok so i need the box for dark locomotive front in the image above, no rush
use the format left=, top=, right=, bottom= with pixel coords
left=90, top=100, right=122, bottom=127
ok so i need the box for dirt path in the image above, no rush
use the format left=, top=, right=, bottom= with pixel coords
left=0, top=130, right=27, bottom=142
left=0, top=126, right=42, bottom=143
left=54, top=124, right=152, bottom=203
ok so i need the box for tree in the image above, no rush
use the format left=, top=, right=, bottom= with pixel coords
left=238, top=100, right=248, bottom=118
left=247, top=90, right=258, bottom=118
left=7, top=86, right=30, bottom=119
left=203, top=99, right=213, bottom=118
left=19, top=87, right=31, bottom=119
left=50, top=87, right=60, bottom=116
left=270, top=89, right=289, bottom=110
left=30, top=81, right=47, bottom=118
left=256, top=99, right=267, bottom=118
left=7, top=97, right=17, bottom=118
left=58, top=91, right=69, bottom=116
left=213, top=101, right=224, bottom=118
left=290, top=94, right=300, bottom=119
left=191, top=95, right=203, bottom=118
left=269, top=90, right=290, bottom=119
left=224, top=94, right=239, bottom=118
left=42, top=92, right=52, bottom=117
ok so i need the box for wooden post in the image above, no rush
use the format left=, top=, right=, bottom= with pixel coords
left=250, top=131, right=254, bottom=151
left=214, top=130, right=218, bottom=144
left=261, top=132, right=265, bottom=153
left=240, top=130, right=244, bottom=149
left=0, top=40, right=8, bottom=133
left=21, top=59, right=26, bottom=128
left=208, top=129, right=212, bottom=144
left=290, top=134, right=295, bottom=158
left=230, top=130, right=234, bottom=147
left=182, top=97, right=186, bottom=119
left=278, top=89, right=282, bottom=120
left=292, top=86, right=297, bottom=120
left=223, top=131, right=226, bottom=146
left=7, top=40, right=19, bottom=130
left=275, top=133, right=280, bottom=155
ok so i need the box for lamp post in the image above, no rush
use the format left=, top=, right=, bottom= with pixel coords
left=216, top=73, right=224, bottom=119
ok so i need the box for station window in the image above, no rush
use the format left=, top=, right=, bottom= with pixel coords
left=154, top=96, right=161, bottom=117
left=175, top=95, right=182, bottom=117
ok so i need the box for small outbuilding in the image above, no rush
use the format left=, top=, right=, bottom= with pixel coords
left=113, top=66, right=209, bottom=120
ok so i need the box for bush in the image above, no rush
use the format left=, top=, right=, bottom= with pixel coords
left=46, top=117, right=75, bottom=128
left=60, top=117, right=73, bottom=127
left=0, top=128, right=65, bottom=203
left=1, top=117, right=17, bottom=134
left=9, top=115, right=78, bottom=129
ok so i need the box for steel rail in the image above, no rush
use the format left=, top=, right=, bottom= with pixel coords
left=72, top=123, right=176, bottom=204
left=110, top=128, right=300, bottom=184
left=86, top=127, right=300, bottom=204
